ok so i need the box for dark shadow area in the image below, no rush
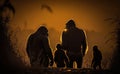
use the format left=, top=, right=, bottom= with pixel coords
left=0, top=0, right=25, bottom=70
left=3, top=68, right=112, bottom=74
left=104, top=16, right=120, bottom=73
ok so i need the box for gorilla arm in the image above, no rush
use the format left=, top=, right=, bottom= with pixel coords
left=42, top=37, right=53, bottom=66
left=81, top=30, right=87, bottom=56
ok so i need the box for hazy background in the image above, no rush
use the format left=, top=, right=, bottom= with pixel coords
left=0, top=0, right=120, bottom=69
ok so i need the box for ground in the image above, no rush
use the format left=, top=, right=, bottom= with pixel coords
left=3, top=68, right=113, bottom=74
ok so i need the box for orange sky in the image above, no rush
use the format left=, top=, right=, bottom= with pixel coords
left=7, top=0, right=120, bottom=32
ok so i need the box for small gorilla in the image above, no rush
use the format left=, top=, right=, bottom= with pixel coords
left=54, top=44, right=69, bottom=68
left=91, top=45, right=102, bottom=70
